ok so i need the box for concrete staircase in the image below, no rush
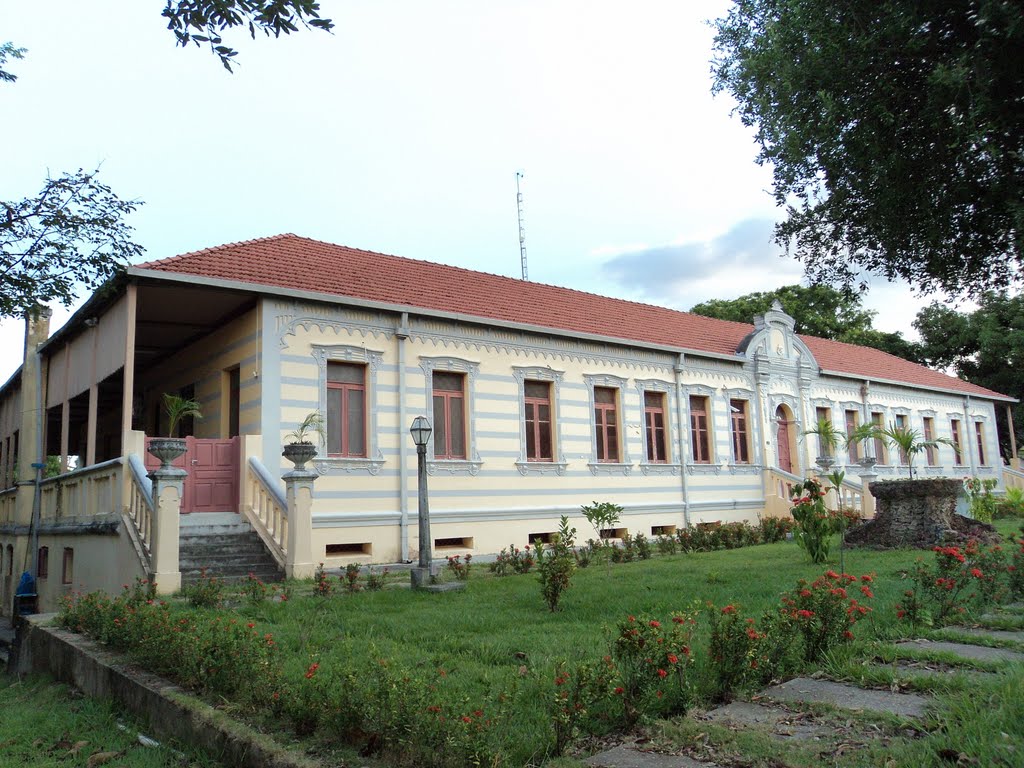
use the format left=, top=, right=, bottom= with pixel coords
left=179, top=513, right=284, bottom=586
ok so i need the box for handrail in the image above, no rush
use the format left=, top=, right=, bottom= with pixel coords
left=249, top=456, right=287, bottom=509
left=124, top=454, right=154, bottom=571
left=127, top=454, right=154, bottom=509
left=243, top=456, right=288, bottom=566
left=38, top=458, right=122, bottom=488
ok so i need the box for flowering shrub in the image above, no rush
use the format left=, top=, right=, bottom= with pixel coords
left=182, top=568, right=225, bottom=608
left=313, top=562, right=333, bottom=597
left=789, top=478, right=839, bottom=564
left=446, top=554, right=472, bottom=581
left=706, top=603, right=799, bottom=701
left=365, top=565, right=389, bottom=591
left=964, top=476, right=998, bottom=522
left=609, top=612, right=696, bottom=727
left=343, top=563, right=362, bottom=592
left=758, top=516, right=795, bottom=544
left=57, top=585, right=279, bottom=703
left=240, top=573, right=268, bottom=604
left=489, top=544, right=535, bottom=576
left=656, top=534, right=678, bottom=555
left=547, top=661, right=606, bottom=757
left=535, top=516, right=576, bottom=612
left=1010, top=527, right=1024, bottom=599
left=896, top=540, right=1010, bottom=627
left=780, top=570, right=873, bottom=661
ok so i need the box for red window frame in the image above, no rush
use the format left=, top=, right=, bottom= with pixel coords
left=524, top=381, right=553, bottom=461
left=895, top=414, right=909, bottom=464
left=951, top=419, right=963, bottom=465
left=871, top=413, right=887, bottom=464
left=644, top=392, right=668, bottom=463
left=37, top=546, right=49, bottom=579
left=975, top=422, right=986, bottom=465
left=730, top=399, right=750, bottom=463
left=815, top=407, right=833, bottom=457
left=327, top=364, right=367, bottom=458
left=922, top=417, right=937, bottom=466
left=62, top=547, right=74, bottom=585
left=432, top=373, right=466, bottom=460
left=594, top=387, right=619, bottom=463
left=845, top=410, right=860, bottom=462
left=690, top=396, right=711, bottom=463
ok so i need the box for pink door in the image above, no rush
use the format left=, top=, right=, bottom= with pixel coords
left=776, top=411, right=793, bottom=474
left=145, top=437, right=239, bottom=514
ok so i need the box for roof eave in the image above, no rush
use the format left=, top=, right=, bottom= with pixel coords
left=126, top=266, right=749, bottom=364
left=819, top=369, right=1017, bottom=404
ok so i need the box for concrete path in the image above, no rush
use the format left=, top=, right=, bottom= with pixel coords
left=587, top=622, right=1021, bottom=768
left=896, top=639, right=1024, bottom=663
left=759, top=678, right=930, bottom=719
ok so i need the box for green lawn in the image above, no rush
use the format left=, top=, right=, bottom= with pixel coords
left=0, top=675, right=225, bottom=768
left=58, top=519, right=1024, bottom=767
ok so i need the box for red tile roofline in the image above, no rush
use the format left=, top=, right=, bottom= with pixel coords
left=126, top=264, right=748, bottom=363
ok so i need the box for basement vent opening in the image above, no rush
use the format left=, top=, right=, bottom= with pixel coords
left=434, top=536, right=474, bottom=550
left=528, top=531, right=555, bottom=545
left=326, top=542, right=372, bottom=556
left=651, top=525, right=677, bottom=536
left=600, top=527, right=628, bottom=540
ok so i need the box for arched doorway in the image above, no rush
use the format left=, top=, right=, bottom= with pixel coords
left=775, top=405, right=796, bottom=474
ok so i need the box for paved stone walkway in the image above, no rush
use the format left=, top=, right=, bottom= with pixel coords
left=586, top=619, right=1022, bottom=768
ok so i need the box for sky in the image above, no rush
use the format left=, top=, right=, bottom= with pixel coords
left=0, top=0, right=942, bottom=382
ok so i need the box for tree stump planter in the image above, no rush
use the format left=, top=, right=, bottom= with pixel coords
left=845, top=478, right=999, bottom=549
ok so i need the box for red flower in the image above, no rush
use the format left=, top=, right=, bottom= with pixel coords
left=672, top=616, right=686, bottom=624
left=797, top=609, right=814, bottom=619
left=825, top=570, right=840, bottom=579
left=722, top=605, right=737, bottom=614
left=799, top=589, right=812, bottom=598
left=970, top=568, right=983, bottom=578
left=667, top=654, right=678, bottom=664
left=861, top=574, right=873, bottom=583
left=657, top=668, right=668, bottom=678
left=843, top=630, right=854, bottom=640
left=614, top=687, right=624, bottom=695
left=649, top=620, right=661, bottom=628
left=860, top=586, right=874, bottom=598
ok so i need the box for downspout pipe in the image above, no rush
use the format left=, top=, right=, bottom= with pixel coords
left=674, top=354, right=690, bottom=528
left=397, top=313, right=410, bottom=562
left=29, top=340, right=44, bottom=578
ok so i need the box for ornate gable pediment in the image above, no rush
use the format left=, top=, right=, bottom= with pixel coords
left=737, top=300, right=819, bottom=370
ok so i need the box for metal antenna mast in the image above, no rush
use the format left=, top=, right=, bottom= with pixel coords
left=516, top=171, right=528, bottom=281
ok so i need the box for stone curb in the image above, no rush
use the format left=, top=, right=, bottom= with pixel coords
left=14, top=615, right=322, bottom=768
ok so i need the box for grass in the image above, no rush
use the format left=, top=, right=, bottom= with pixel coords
left=65, top=518, right=1024, bottom=766
left=0, top=674, right=225, bottom=767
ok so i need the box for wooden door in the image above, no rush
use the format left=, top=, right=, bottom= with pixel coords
left=144, top=436, right=239, bottom=513
left=776, top=411, right=793, bottom=474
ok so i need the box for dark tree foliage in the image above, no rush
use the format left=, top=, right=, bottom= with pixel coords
left=163, top=0, right=334, bottom=71
left=1, top=170, right=144, bottom=318
left=914, top=293, right=1024, bottom=457
left=689, top=284, right=924, bottom=362
left=712, top=1, right=1024, bottom=298
left=0, top=42, right=25, bottom=83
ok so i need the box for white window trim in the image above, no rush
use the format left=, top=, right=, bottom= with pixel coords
left=725, top=392, right=760, bottom=474
left=420, top=356, right=483, bottom=476
left=512, top=366, right=568, bottom=476
left=311, top=344, right=385, bottom=475
left=584, top=373, right=632, bottom=476
left=684, top=384, right=718, bottom=471
left=635, top=379, right=682, bottom=476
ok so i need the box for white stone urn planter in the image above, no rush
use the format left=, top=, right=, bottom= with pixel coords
left=282, top=442, right=318, bottom=471
left=147, top=437, right=187, bottom=470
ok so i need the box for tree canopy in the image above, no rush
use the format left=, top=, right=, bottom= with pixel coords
left=163, top=0, right=334, bottom=71
left=0, top=2, right=334, bottom=319
left=915, top=292, right=1024, bottom=455
left=712, top=1, right=1024, bottom=298
left=689, top=284, right=923, bottom=362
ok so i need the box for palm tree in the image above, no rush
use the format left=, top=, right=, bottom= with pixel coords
left=880, top=421, right=955, bottom=479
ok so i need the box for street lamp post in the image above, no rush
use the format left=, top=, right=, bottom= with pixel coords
left=409, top=416, right=434, bottom=588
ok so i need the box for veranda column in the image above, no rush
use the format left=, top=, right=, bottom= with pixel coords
left=283, top=467, right=317, bottom=579
left=148, top=466, right=184, bottom=594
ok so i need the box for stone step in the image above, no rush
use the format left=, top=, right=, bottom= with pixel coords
left=586, top=744, right=717, bottom=768
left=703, top=701, right=830, bottom=741
left=179, top=539, right=270, bottom=557
left=180, top=568, right=283, bottom=586
left=872, top=660, right=994, bottom=679
left=758, top=678, right=929, bottom=720
left=896, top=639, right=1024, bottom=664
left=947, top=627, right=1024, bottom=644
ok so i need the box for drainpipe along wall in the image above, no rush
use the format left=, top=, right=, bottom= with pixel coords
left=397, top=313, right=410, bottom=562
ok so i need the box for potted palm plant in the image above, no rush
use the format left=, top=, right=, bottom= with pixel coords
left=148, top=393, right=203, bottom=469
left=880, top=421, right=955, bottom=479
left=283, top=411, right=325, bottom=471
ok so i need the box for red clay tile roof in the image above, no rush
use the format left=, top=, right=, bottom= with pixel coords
left=136, top=234, right=1011, bottom=400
